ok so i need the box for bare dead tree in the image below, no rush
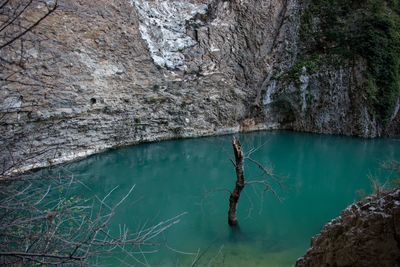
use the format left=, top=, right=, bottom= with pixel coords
left=228, top=137, right=284, bottom=227
left=228, top=137, right=245, bottom=226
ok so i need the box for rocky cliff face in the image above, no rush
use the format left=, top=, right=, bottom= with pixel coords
left=265, top=64, right=383, bottom=137
left=296, top=189, right=400, bottom=267
left=264, top=0, right=400, bottom=138
left=0, top=0, right=398, bottom=173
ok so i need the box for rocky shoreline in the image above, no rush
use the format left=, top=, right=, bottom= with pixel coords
left=8, top=122, right=274, bottom=175
left=296, top=189, right=400, bottom=267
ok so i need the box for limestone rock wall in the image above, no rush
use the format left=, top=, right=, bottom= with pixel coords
left=264, top=64, right=382, bottom=137
left=263, top=0, right=400, bottom=138
left=0, top=0, right=299, bottom=173
left=0, top=0, right=398, bottom=174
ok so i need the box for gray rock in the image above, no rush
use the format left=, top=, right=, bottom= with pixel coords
left=0, top=0, right=299, bottom=173
left=265, top=64, right=381, bottom=137
left=296, top=189, right=400, bottom=267
left=0, top=0, right=398, bottom=174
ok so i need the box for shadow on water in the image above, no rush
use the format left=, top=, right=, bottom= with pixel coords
left=228, top=224, right=244, bottom=242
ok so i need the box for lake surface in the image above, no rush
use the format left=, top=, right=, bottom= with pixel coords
left=47, top=131, right=400, bottom=266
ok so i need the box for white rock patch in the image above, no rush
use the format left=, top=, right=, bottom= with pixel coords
left=131, top=0, right=208, bottom=70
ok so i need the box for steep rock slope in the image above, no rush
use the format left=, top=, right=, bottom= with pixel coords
left=0, top=0, right=398, bottom=173
left=264, top=0, right=400, bottom=137
left=0, top=0, right=298, bottom=173
left=296, top=189, right=400, bottom=267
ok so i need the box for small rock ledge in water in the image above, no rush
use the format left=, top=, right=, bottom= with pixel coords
left=296, top=189, right=400, bottom=267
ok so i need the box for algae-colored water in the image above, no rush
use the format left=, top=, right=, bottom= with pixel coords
left=48, top=131, right=400, bottom=266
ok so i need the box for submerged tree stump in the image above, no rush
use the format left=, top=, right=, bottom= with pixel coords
left=228, top=137, right=245, bottom=226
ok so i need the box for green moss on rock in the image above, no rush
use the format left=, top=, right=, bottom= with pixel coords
left=295, top=0, right=400, bottom=124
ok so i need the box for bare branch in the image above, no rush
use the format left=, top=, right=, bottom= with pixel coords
left=0, top=174, right=185, bottom=265
left=0, top=0, right=58, bottom=50
left=225, top=137, right=284, bottom=226
left=246, top=157, right=274, bottom=177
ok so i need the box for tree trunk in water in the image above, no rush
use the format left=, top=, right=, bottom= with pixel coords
left=228, top=137, right=245, bottom=226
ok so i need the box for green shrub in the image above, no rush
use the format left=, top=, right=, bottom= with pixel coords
left=295, top=0, right=400, bottom=124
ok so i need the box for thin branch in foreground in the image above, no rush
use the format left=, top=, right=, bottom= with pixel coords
left=0, top=1, right=58, bottom=50
left=0, top=174, right=187, bottom=266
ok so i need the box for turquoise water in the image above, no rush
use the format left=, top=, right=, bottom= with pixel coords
left=49, top=131, right=400, bottom=266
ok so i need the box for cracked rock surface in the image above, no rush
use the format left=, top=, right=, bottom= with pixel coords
left=0, top=0, right=298, bottom=173
left=0, top=0, right=398, bottom=173
left=296, top=189, right=400, bottom=267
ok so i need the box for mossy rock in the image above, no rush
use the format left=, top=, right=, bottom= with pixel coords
left=290, top=0, right=400, bottom=125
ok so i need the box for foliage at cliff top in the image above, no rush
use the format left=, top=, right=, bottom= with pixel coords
left=299, top=0, right=400, bottom=124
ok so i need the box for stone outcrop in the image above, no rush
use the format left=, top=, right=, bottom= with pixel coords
left=0, top=0, right=398, bottom=173
left=296, top=189, right=400, bottom=267
left=265, top=64, right=382, bottom=137
left=0, top=0, right=298, bottom=173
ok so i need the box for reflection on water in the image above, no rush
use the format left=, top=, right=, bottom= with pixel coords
left=44, top=131, right=400, bottom=266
